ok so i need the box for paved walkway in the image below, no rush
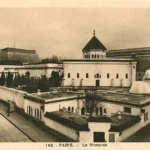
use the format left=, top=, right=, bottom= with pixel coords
left=0, top=103, right=58, bottom=142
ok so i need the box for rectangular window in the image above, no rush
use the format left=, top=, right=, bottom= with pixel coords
left=40, top=111, right=42, bottom=120
left=35, top=109, right=36, bottom=117
left=124, top=107, right=131, bottom=114
left=141, top=109, right=145, bottom=113
left=86, top=73, right=89, bottom=78
left=107, top=73, right=110, bottom=78
left=109, top=133, right=115, bottom=142
left=68, top=73, right=70, bottom=78
left=77, top=73, right=79, bottom=78
left=144, top=112, right=148, bottom=122
left=126, top=73, right=128, bottom=79
left=94, top=132, right=105, bottom=142
left=116, top=73, right=119, bottom=79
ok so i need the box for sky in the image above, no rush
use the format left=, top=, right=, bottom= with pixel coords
left=1, top=7, right=150, bottom=59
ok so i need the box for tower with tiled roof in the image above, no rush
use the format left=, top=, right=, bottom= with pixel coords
left=82, top=30, right=107, bottom=59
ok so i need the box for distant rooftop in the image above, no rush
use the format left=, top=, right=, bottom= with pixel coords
left=0, top=60, right=23, bottom=66
left=24, top=91, right=85, bottom=104
left=108, top=47, right=150, bottom=52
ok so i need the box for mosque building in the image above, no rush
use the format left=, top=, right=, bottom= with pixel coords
left=63, top=31, right=136, bottom=88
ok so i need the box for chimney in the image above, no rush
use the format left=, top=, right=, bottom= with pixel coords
left=118, top=112, right=122, bottom=120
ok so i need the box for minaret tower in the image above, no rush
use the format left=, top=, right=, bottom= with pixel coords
left=82, top=30, right=107, bottom=59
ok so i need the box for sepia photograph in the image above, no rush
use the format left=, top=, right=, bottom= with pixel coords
left=0, top=0, right=150, bottom=149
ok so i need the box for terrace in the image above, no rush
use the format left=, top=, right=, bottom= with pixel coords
left=24, top=91, right=85, bottom=104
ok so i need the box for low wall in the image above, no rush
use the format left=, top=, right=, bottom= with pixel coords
left=0, top=86, right=27, bottom=109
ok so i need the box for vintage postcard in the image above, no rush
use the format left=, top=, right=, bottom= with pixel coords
left=0, top=0, right=150, bottom=150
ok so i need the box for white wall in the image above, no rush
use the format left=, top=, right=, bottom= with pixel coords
left=24, top=98, right=43, bottom=120
left=63, top=61, right=136, bottom=87
left=5, top=63, right=63, bottom=78
left=44, top=116, right=79, bottom=141
left=44, top=98, right=85, bottom=114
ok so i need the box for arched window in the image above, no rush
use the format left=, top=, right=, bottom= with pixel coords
left=107, top=73, right=110, bottom=78
left=97, top=55, right=99, bottom=58
left=89, top=55, right=90, bottom=58
left=68, top=107, right=70, bottom=111
left=77, top=73, right=79, bottom=78
left=72, top=107, right=74, bottom=112
left=126, top=73, right=128, bottom=79
left=116, top=73, right=119, bottom=79
left=96, top=107, right=98, bottom=115
left=95, top=54, right=96, bottom=58
left=81, top=107, right=85, bottom=115
left=92, top=55, right=94, bottom=58
left=86, top=73, right=89, bottom=78
left=68, top=73, right=70, bottom=78
left=104, top=108, right=107, bottom=114
left=97, top=73, right=100, bottom=78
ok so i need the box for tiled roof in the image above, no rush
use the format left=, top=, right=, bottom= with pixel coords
left=44, top=111, right=89, bottom=131
left=87, top=117, right=111, bottom=123
left=109, top=114, right=141, bottom=132
left=82, top=36, right=107, bottom=51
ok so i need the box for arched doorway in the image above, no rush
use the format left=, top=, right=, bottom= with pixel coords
left=81, top=107, right=85, bottom=115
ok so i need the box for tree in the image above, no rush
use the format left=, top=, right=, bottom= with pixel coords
left=0, top=72, right=6, bottom=86
left=13, top=73, right=21, bottom=87
left=37, top=75, right=50, bottom=92
left=25, top=71, right=30, bottom=79
left=7, top=72, right=13, bottom=87
left=84, top=91, right=99, bottom=117
left=40, top=55, right=62, bottom=64
left=49, top=71, right=63, bottom=87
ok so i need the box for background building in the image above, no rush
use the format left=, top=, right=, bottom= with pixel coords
left=106, top=47, right=150, bottom=81
left=0, top=47, right=40, bottom=63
